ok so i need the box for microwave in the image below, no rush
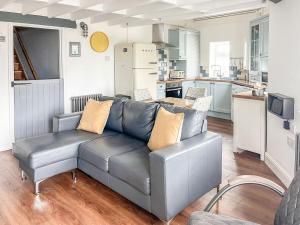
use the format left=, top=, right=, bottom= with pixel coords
left=170, top=70, right=185, bottom=79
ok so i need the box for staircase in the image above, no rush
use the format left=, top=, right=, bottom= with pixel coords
left=14, top=51, right=26, bottom=80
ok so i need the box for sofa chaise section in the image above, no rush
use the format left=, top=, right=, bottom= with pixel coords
left=13, top=128, right=118, bottom=194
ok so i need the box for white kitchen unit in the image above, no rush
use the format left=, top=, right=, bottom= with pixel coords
left=115, top=43, right=158, bottom=99
left=233, top=94, right=266, bottom=160
left=231, top=84, right=253, bottom=120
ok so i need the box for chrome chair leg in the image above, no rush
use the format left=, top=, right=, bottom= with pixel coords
left=204, top=175, right=285, bottom=212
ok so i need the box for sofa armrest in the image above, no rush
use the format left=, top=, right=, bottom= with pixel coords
left=150, top=131, right=222, bottom=221
left=53, top=112, right=82, bottom=132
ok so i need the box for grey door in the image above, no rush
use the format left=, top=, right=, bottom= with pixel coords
left=13, top=79, right=64, bottom=140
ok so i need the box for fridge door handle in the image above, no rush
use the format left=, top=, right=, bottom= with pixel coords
left=149, top=62, right=157, bottom=64
left=149, top=72, right=158, bottom=75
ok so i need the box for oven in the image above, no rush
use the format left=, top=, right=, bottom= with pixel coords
left=165, top=82, right=182, bottom=98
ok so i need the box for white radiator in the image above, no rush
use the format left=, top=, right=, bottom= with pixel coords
left=71, top=94, right=102, bottom=112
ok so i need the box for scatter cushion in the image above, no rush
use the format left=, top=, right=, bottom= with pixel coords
left=77, top=99, right=113, bottom=134
left=161, top=104, right=205, bottom=140
left=148, top=107, right=184, bottom=151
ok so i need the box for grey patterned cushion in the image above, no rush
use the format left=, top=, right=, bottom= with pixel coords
left=189, top=212, right=260, bottom=225
left=274, top=171, right=300, bottom=225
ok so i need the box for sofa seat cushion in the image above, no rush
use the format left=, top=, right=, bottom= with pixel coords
left=109, top=147, right=150, bottom=195
left=13, top=129, right=118, bottom=169
left=78, top=134, right=145, bottom=172
left=189, top=212, right=259, bottom=225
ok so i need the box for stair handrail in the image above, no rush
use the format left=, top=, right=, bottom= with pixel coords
left=13, top=28, right=39, bottom=80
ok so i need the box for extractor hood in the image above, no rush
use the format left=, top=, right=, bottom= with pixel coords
left=152, top=24, right=175, bottom=49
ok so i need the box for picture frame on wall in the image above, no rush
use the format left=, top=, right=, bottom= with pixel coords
left=69, top=42, right=81, bottom=57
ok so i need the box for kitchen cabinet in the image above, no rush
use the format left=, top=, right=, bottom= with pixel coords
left=212, top=82, right=232, bottom=114
left=182, top=81, right=195, bottom=98
left=249, top=16, right=269, bottom=82
left=194, top=81, right=231, bottom=114
left=156, top=83, right=166, bottom=100
left=168, top=29, right=187, bottom=60
left=233, top=96, right=266, bottom=160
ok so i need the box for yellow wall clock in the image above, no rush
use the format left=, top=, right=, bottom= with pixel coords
left=90, top=32, right=109, bottom=52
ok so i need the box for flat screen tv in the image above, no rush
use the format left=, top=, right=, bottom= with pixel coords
left=268, top=93, right=294, bottom=120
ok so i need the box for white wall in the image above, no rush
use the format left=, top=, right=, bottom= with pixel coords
left=62, top=22, right=152, bottom=113
left=266, top=0, right=300, bottom=186
left=0, top=20, right=152, bottom=151
left=0, top=22, right=13, bottom=150
left=183, top=13, right=259, bottom=72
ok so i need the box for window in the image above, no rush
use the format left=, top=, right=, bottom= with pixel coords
left=209, top=41, right=230, bottom=78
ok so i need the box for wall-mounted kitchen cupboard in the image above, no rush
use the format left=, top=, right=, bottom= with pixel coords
left=249, top=15, right=269, bottom=82
left=186, top=31, right=200, bottom=78
left=168, top=29, right=187, bottom=60
left=169, top=29, right=200, bottom=78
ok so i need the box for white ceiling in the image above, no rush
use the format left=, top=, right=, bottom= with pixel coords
left=0, top=0, right=267, bottom=26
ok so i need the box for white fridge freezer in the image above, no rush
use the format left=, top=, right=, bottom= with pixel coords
left=114, top=43, right=158, bottom=99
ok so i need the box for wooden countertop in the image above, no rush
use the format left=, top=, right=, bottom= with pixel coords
left=157, top=77, right=265, bottom=89
left=232, top=91, right=266, bottom=101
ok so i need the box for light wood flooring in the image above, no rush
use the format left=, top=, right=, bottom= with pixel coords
left=0, top=117, right=283, bottom=225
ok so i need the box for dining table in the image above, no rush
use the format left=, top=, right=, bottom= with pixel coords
left=155, top=97, right=194, bottom=108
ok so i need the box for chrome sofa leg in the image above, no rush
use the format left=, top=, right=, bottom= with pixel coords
left=21, top=170, right=27, bottom=181
left=160, top=218, right=174, bottom=225
left=34, top=180, right=43, bottom=195
left=72, top=170, right=77, bottom=183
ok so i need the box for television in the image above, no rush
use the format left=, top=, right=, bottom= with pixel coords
left=268, top=93, right=294, bottom=120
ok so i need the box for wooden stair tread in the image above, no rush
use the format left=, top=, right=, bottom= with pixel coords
left=14, top=52, right=26, bottom=80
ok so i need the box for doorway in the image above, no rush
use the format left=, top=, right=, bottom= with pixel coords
left=12, top=26, right=64, bottom=140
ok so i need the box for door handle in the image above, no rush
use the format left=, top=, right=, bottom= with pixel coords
left=149, top=62, right=157, bottom=64
left=11, top=81, right=32, bottom=87
left=149, top=72, right=158, bottom=75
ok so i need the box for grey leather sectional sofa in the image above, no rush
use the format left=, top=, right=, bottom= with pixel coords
left=13, top=97, right=222, bottom=222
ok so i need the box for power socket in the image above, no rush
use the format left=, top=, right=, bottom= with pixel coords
left=287, top=136, right=295, bottom=150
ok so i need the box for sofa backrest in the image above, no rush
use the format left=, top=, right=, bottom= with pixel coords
left=160, top=104, right=206, bottom=140
left=122, top=101, right=159, bottom=141
left=100, top=96, right=127, bottom=133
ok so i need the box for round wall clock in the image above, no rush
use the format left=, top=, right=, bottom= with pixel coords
left=90, top=32, right=109, bottom=52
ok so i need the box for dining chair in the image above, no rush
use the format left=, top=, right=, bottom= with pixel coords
left=133, top=89, right=153, bottom=101
left=185, top=87, right=207, bottom=100
left=188, top=171, right=300, bottom=225
left=192, top=96, right=213, bottom=112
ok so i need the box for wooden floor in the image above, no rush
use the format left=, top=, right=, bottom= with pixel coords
left=0, top=117, right=283, bottom=225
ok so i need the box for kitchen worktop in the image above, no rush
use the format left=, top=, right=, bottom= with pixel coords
left=232, top=91, right=266, bottom=101
left=157, top=77, right=266, bottom=89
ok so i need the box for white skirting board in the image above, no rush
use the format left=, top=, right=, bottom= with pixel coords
left=265, top=152, right=293, bottom=187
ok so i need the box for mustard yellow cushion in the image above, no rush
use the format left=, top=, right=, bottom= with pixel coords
left=77, top=99, right=113, bottom=134
left=147, top=108, right=184, bottom=151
